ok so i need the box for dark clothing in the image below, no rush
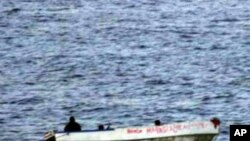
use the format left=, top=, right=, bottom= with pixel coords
left=64, top=121, right=81, bottom=132
left=98, top=124, right=104, bottom=130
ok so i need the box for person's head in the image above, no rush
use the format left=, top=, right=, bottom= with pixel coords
left=69, top=116, right=75, bottom=122
left=154, top=120, right=161, bottom=126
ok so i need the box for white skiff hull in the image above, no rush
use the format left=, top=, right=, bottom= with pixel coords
left=45, top=121, right=219, bottom=141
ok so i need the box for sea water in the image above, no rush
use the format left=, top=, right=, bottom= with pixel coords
left=0, top=0, right=250, bottom=140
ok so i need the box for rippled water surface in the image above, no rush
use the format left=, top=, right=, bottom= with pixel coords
left=0, top=0, right=250, bottom=140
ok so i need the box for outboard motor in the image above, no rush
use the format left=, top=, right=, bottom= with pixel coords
left=210, top=117, right=220, bottom=128
left=44, top=131, right=56, bottom=141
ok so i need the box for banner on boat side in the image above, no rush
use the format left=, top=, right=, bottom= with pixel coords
left=230, top=125, right=250, bottom=141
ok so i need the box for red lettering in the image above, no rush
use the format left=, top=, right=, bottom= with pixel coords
left=127, top=129, right=142, bottom=134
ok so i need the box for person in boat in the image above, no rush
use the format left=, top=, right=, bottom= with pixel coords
left=154, top=120, right=161, bottom=126
left=64, top=116, right=81, bottom=132
left=98, top=124, right=104, bottom=130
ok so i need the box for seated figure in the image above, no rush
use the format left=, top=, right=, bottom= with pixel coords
left=98, top=124, right=105, bottom=130
left=154, top=120, right=161, bottom=126
left=64, top=116, right=81, bottom=132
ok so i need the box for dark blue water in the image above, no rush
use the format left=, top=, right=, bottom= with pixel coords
left=0, top=0, right=250, bottom=140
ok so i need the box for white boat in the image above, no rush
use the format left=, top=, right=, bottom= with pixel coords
left=44, top=119, right=220, bottom=141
